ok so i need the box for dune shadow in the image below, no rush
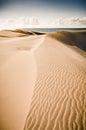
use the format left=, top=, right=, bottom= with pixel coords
left=48, top=30, right=86, bottom=51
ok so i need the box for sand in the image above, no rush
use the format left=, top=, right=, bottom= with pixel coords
left=0, top=29, right=86, bottom=130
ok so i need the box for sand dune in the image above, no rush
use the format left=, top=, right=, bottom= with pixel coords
left=24, top=31, right=86, bottom=130
left=48, top=30, right=86, bottom=51
left=0, top=29, right=86, bottom=130
left=0, top=29, right=44, bottom=38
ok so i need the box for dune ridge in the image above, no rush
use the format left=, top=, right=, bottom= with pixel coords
left=0, top=29, right=44, bottom=38
left=0, top=29, right=86, bottom=130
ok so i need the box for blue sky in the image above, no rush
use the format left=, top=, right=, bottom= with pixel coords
left=0, top=0, right=85, bottom=13
left=0, top=0, right=85, bottom=9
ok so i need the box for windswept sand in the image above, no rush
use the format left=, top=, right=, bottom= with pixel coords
left=0, top=30, right=86, bottom=130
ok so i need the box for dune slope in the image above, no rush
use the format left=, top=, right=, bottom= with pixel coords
left=24, top=31, right=86, bottom=130
left=0, top=32, right=44, bottom=130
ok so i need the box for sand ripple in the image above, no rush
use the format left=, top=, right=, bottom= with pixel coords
left=24, top=36, right=86, bottom=130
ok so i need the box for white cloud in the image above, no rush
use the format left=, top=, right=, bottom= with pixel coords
left=53, top=17, right=86, bottom=27
left=30, top=17, right=40, bottom=25
left=0, top=17, right=41, bottom=30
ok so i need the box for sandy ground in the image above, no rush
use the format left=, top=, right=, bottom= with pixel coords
left=0, top=30, right=86, bottom=130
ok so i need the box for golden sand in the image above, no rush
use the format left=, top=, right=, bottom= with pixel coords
left=0, top=30, right=86, bottom=130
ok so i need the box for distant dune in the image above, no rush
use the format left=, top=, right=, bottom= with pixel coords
left=0, top=29, right=44, bottom=38
left=48, top=30, right=86, bottom=51
left=0, top=29, right=86, bottom=130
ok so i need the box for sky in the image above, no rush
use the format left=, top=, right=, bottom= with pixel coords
left=0, top=0, right=86, bottom=28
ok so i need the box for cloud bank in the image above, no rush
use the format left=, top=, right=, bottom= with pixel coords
left=0, top=17, right=86, bottom=30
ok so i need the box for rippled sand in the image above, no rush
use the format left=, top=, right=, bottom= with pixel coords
left=0, top=30, right=86, bottom=130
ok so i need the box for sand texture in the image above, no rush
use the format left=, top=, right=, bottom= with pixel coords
left=0, top=29, right=86, bottom=130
